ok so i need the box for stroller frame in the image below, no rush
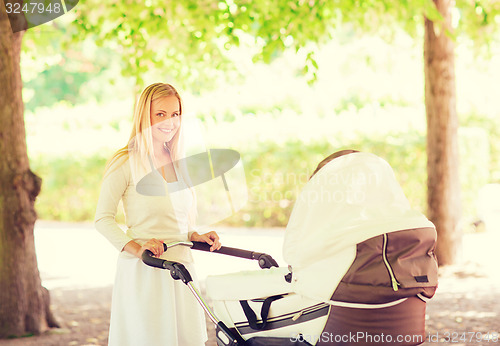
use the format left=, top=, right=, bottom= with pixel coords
left=142, top=240, right=294, bottom=346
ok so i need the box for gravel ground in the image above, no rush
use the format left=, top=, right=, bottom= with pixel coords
left=1, top=226, right=499, bottom=346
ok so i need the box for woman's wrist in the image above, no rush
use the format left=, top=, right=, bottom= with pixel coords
left=189, top=231, right=199, bottom=241
left=123, top=240, right=142, bottom=258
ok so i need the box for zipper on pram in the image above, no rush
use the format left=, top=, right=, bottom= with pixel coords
left=382, top=233, right=400, bottom=291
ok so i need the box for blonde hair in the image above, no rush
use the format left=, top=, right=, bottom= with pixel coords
left=103, top=83, right=199, bottom=230
left=104, top=83, right=183, bottom=177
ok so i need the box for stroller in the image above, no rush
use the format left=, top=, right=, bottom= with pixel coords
left=142, top=152, right=439, bottom=345
left=142, top=240, right=326, bottom=345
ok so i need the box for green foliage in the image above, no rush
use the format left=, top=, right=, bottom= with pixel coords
left=458, top=127, right=490, bottom=224
left=30, top=127, right=494, bottom=229
left=64, top=0, right=236, bottom=89
left=459, top=112, right=500, bottom=230
left=55, top=0, right=451, bottom=89
left=225, top=130, right=487, bottom=228
left=30, top=154, right=122, bottom=222
left=24, top=64, right=89, bottom=111
left=461, top=111, right=500, bottom=183
left=222, top=132, right=428, bottom=227
left=21, top=29, right=136, bottom=112
left=21, top=0, right=500, bottom=107
left=454, top=0, right=500, bottom=53
left=225, top=139, right=329, bottom=227
left=29, top=134, right=425, bottom=226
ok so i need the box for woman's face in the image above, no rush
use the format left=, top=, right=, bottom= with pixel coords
left=150, top=96, right=181, bottom=144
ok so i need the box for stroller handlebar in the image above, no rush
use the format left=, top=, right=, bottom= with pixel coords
left=142, top=241, right=279, bottom=269
left=191, top=241, right=252, bottom=258
left=190, top=241, right=279, bottom=269
left=141, top=244, right=193, bottom=284
left=141, top=248, right=168, bottom=269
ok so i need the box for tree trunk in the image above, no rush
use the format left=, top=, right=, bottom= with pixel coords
left=0, top=6, right=59, bottom=338
left=424, top=0, right=462, bottom=266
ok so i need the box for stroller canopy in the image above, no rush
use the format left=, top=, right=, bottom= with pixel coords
left=283, top=152, right=434, bottom=301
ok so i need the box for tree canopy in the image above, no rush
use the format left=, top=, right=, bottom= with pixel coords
left=19, top=0, right=500, bottom=98
left=66, top=0, right=500, bottom=83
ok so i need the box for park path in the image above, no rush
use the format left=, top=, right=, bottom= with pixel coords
left=0, top=221, right=499, bottom=345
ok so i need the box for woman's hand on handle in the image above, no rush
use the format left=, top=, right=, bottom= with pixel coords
left=123, top=238, right=165, bottom=258
left=140, top=238, right=165, bottom=257
left=190, top=231, right=222, bottom=251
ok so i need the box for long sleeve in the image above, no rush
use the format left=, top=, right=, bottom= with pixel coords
left=95, top=158, right=134, bottom=251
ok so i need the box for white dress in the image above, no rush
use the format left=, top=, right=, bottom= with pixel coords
left=95, top=156, right=208, bottom=346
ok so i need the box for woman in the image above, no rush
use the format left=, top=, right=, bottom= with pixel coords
left=283, top=150, right=438, bottom=345
left=95, top=83, right=221, bottom=345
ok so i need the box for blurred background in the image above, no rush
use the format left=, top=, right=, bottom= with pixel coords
left=23, top=24, right=500, bottom=232
left=3, top=0, right=500, bottom=343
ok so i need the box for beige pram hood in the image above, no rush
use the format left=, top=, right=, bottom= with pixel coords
left=283, top=152, right=434, bottom=302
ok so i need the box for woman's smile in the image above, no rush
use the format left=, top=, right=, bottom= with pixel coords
left=158, top=127, right=174, bottom=134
